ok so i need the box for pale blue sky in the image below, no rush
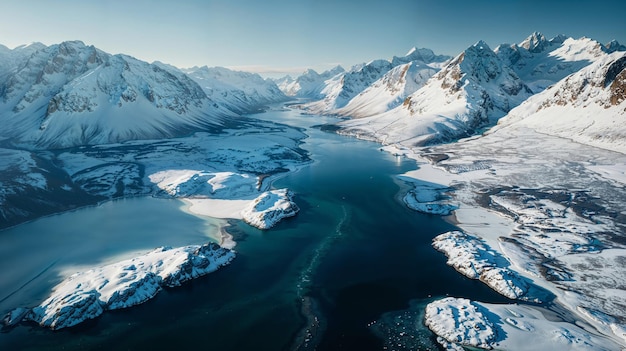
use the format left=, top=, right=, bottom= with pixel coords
left=1, top=0, right=625, bottom=76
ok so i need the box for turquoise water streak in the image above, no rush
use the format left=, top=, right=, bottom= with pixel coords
left=0, top=107, right=509, bottom=350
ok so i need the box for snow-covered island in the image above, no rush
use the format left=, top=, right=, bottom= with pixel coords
left=4, top=243, right=235, bottom=330
left=241, top=189, right=299, bottom=230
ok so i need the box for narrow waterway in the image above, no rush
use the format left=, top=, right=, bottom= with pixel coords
left=0, top=107, right=510, bottom=350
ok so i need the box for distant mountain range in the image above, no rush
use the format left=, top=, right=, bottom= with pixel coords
left=277, top=32, right=626, bottom=152
left=1, top=33, right=624, bottom=152
left=0, top=41, right=287, bottom=148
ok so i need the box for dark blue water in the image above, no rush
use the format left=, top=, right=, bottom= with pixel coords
left=0, top=108, right=509, bottom=350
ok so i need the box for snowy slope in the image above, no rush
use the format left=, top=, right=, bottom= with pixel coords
left=278, top=66, right=345, bottom=98
left=6, top=243, right=235, bottom=330
left=494, top=51, right=626, bottom=153
left=0, top=42, right=46, bottom=79
left=0, top=41, right=234, bottom=149
left=338, top=40, right=532, bottom=145
left=304, top=59, right=396, bottom=114
left=183, top=66, right=288, bottom=113
left=497, top=32, right=611, bottom=93
left=332, top=48, right=451, bottom=118
left=333, top=62, right=437, bottom=118
left=300, top=48, right=450, bottom=117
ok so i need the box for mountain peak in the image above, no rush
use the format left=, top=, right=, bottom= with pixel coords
left=325, top=65, right=345, bottom=75
left=549, top=34, right=568, bottom=45
left=604, top=39, right=626, bottom=53
left=472, top=40, right=492, bottom=51
left=392, top=47, right=450, bottom=66
left=520, top=32, right=549, bottom=53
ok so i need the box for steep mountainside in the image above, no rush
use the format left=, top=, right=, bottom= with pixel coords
left=332, top=62, right=438, bottom=118
left=338, top=40, right=532, bottom=145
left=304, top=59, right=394, bottom=114
left=183, top=66, right=287, bottom=113
left=0, top=41, right=232, bottom=148
left=335, top=34, right=625, bottom=148
left=494, top=51, right=626, bottom=153
left=303, top=48, right=451, bottom=116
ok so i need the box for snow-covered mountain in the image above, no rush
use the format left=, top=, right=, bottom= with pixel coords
left=277, top=65, right=345, bottom=98
left=493, top=50, right=626, bottom=153
left=328, top=62, right=435, bottom=118
left=304, top=59, right=394, bottom=114
left=338, top=40, right=532, bottom=145
left=0, top=42, right=46, bottom=79
left=300, top=48, right=450, bottom=117
left=183, top=66, right=288, bottom=113
left=335, top=34, right=626, bottom=147
left=0, top=41, right=235, bottom=148
left=391, top=47, right=450, bottom=67
left=496, top=32, right=608, bottom=93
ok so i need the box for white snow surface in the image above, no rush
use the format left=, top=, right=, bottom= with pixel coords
left=13, top=243, right=234, bottom=330
left=149, top=169, right=300, bottom=229
left=425, top=297, right=623, bottom=350
left=433, top=231, right=537, bottom=301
